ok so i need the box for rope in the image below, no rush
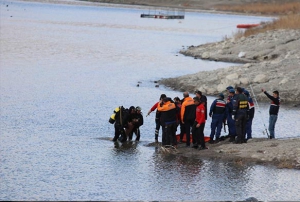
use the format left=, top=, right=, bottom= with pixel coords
left=160, top=145, right=178, bottom=154
left=246, top=73, right=270, bottom=138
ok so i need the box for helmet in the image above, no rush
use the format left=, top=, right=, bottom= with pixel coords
left=226, top=86, right=234, bottom=90
left=244, top=90, right=250, bottom=96
left=229, top=89, right=235, bottom=93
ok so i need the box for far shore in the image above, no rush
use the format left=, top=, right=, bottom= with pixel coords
left=19, top=0, right=283, bottom=16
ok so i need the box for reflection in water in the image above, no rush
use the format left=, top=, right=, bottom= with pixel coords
left=152, top=151, right=203, bottom=177
left=113, top=141, right=139, bottom=153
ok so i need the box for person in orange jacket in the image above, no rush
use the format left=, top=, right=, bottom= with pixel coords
left=192, top=97, right=208, bottom=150
left=157, top=97, right=178, bottom=146
left=181, top=92, right=196, bottom=147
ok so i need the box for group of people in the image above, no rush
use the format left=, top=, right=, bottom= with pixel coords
left=109, top=106, right=144, bottom=142
left=146, top=86, right=280, bottom=148
left=147, top=91, right=208, bottom=150
left=224, top=86, right=280, bottom=142
left=109, top=86, right=280, bottom=148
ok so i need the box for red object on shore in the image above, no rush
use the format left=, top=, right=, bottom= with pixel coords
left=237, top=24, right=260, bottom=29
left=176, top=134, right=210, bottom=143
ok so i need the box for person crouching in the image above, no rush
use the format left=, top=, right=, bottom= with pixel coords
left=131, top=106, right=144, bottom=141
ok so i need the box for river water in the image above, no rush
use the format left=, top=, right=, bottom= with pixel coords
left=1, top=0, right=300, bottom=200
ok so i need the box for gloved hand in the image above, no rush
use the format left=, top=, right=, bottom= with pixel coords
left=232, top=115, right=235, bottom=120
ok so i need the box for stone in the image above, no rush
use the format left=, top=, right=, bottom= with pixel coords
left=239, top=78, right=249, bottom=85
left=226, top=73, right=239, bottom=80
left=253, top=74, right=268, bottom=83
left=238, top=51, right=246, bottom=58
left=202, top=52, right=210, bottom=59
left=279, top=78, right=288, bottom=85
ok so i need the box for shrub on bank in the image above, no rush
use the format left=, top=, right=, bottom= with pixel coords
left=235, top=14, right=300, bottom=38
left=221, top=1, right=300, bottom=39
left=216, top=1, right=300, bottom=15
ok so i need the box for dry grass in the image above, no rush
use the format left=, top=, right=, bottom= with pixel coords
left=233, top=14, right=300, bottom=38
left=277, top=160, right=295, bottom=169
left=216, top=1, right=300, bottom=38
left=216, top=2, right=300, bottom=15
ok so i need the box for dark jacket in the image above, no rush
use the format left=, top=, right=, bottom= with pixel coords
left=115, top=106, right=129, bottom=126
left=134, top=113, right=144, bottom=128
left=209, top=98, right=226, bottom=117
left=232, top=93, right=249, bottom=116
left=226, top=95, right=234, bottom=115
left=247, top=96, right=255, bottom=119
left=264, top=91, right=280, bottom=115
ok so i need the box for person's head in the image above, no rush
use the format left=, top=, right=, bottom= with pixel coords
left=236, top=87, right=243, bottom=94
left=160, top=94, right=166, bottom=101
left=129, top=106, right=136, bottom=113
left=174, top=96, right=180, bottom=103
left=226, top=86, right=233, bottom=91
left=162, top=97, right=172, bottom=103
left=183, top=92, right=189, bottom=98
left=136, top=106, right=142, bottom=113
left=218, top=93, right=224, bottom=100
left=193, top=96, right=201, bottom=105
left=273, top=90, right=279, bottom=98
left=195, top=90, right=202, bottom=98
left=244, top=90, right=250, bottom=97
left=229, top=88, right=235, bottom=95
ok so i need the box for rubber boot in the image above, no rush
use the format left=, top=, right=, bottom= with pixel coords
left=155, top=129, right=159, bottom=143
left=135, top=128, right=140, bottom=141
left=229, top=135, right=235, bottom=142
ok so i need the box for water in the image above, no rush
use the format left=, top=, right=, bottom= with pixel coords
left=1, top=0, right=300, bottom=200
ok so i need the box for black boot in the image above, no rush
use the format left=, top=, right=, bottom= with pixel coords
left=192, top=144, right=198, bottom=149
left=135, top=128, right=140, bottom=141
left=229, top=136, right=235, bottom=142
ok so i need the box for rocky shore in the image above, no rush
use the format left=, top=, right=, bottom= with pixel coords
left=173, top=138, right=300, bottom=170
left=159, top=29, right=300, bottom=103
left=148, top=137, right=300, bottom=170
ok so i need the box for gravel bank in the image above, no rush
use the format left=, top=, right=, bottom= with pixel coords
left=160, top=29, right=300, bottom=103
left=150, top=137, right=300, bottom=170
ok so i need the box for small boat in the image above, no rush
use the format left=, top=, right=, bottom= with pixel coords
left=141, top=7, right=185, bottom=20
left=140, top=14, right=184, bottom=19
left=237, top=24, right=260, bottom=29
left=176, top=134, right=210, bottom=143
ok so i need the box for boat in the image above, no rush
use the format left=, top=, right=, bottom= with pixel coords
left=236, top=24, right=260, bottom=29
left=176, top=134, right=210, bottom=143
left=141, top=7, right=185, bottom=19
left=140, top=14, right=184, bottom=19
